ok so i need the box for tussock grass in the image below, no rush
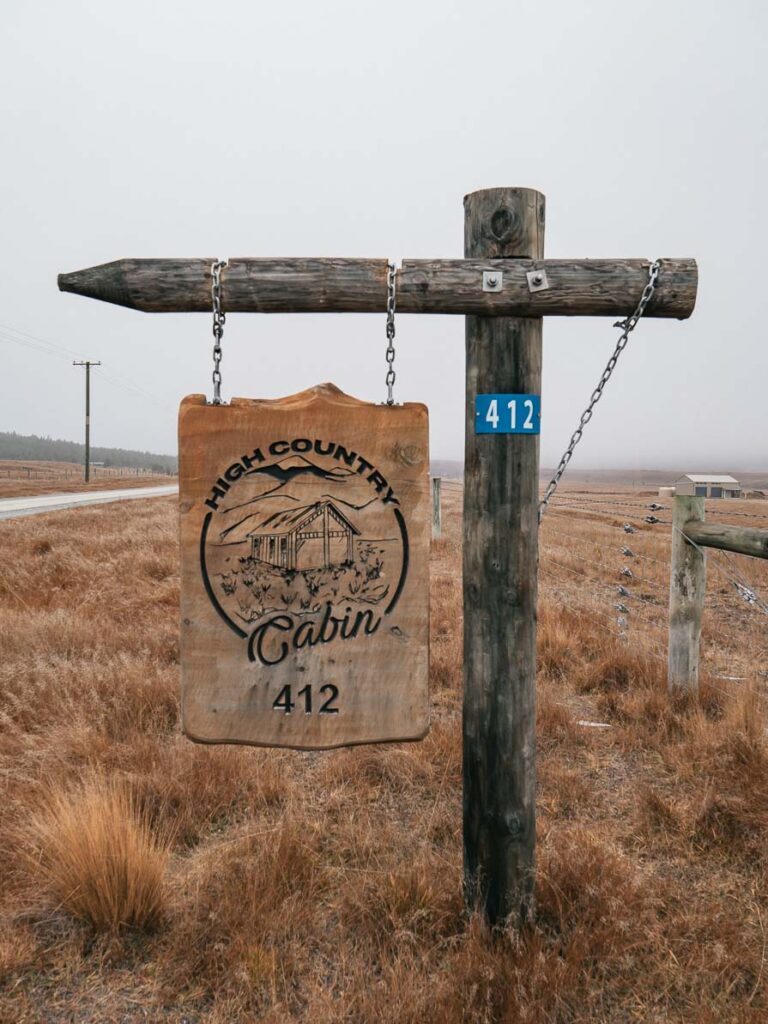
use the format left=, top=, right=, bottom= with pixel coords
left=25, top=775, right=171, bottom=933
left=0, top=483, right=767, bottom=1021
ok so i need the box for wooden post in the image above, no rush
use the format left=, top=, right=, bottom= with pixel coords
left=463, top=187, right=543, bottom=927
left=668, top=495, right=706, bottom=694
left=73, top=360, right=100, bottom=482
left=432, top=476, right=442, bottom=539
left=85, top=361, right=90, bottom=484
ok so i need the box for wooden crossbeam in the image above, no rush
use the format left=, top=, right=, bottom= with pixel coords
left=58, top=256, right=697, bottom=318
left=683, top=521, right=768, bottom=560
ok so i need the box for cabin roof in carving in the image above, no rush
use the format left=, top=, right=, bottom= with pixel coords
left=246, top=499, right=360, bottom=538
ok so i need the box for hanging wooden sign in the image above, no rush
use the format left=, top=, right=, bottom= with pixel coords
left=178, top=383, right=430, bottom=749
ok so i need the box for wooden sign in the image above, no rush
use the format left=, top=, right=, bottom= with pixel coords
left=178, top=383, right=430, bottom=749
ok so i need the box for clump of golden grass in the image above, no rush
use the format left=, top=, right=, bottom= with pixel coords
left=25, top=774, right=170, bottom=933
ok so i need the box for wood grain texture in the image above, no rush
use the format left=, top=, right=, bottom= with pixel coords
left=400, top=258, right=696, bottom=317
left=682, top=521, right=768, bottom=560
left=178, top=384, right=430, bottom=749
left=668, top=496, right=706, bottom=694
left=58, top=259, right=386, bottom=314
left=58, top=257, right=697, bottom=318
left=463, top=187, right=542, bottom=927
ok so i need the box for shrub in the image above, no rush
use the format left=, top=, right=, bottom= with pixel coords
left=26, top=775, right=170, bottom=932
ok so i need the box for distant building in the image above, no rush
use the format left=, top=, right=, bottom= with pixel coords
left=248, top=500, right=360, bottom=571
left=674, top=474, right=741, bottom=499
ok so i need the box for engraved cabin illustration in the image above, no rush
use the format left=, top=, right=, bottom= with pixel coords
left=248, top=499, right=360, bottom=571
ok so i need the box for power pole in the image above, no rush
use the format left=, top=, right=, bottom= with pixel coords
left=73, top=360, right=100, bottom=482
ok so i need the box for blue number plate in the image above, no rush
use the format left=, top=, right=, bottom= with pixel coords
left=475, top=394, right=541, bottom=434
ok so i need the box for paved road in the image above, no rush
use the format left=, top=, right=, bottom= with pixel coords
left=0, top=485, right=178, bottom=521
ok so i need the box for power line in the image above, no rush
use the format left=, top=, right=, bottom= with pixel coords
left=0, top=321, right=175, bottom=414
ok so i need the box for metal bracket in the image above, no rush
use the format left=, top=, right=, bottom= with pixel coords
left=482, top=271, right=503, bottom=292
left=526, top=268, right=549, bottom=292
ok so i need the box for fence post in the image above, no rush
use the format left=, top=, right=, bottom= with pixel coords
left=463, top=187, right=543, bottom=927
left=431, top=476, right=442, bottom=539
left=668, top=495, right=706, bottom=694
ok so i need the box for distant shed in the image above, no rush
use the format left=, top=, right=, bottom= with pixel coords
left=674, top=474, right=741, bottom=499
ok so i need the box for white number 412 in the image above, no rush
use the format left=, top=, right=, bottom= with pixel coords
left=485, top=398, right=535, bottom=431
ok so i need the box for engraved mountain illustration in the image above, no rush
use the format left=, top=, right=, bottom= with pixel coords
left=220, top=455, right=358, bottom=535
left=205, top=452, right=401, bottom=628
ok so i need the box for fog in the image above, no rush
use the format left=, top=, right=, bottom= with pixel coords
left=1, top=0, right=765, bottom=470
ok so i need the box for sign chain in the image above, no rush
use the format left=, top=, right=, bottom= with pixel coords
left=384, top=262, right=397, bottom=405
left=538, top=259, right=662, bottom=522
left=211, top=259, right=228, bottom=405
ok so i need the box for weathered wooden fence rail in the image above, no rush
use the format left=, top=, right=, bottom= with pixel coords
left=681, top=520, right=768, bottom=560
left=668, top=494, right=768, bottom=693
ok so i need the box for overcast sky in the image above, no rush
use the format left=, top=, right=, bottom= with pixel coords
left=0, top=1, right=765, bottom=470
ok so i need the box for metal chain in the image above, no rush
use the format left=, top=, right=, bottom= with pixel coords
left=384, top=261, right=396, bottom=405
left=211, top=259, right=228, bottom=405
left=538, top=259, right=662, bottom=522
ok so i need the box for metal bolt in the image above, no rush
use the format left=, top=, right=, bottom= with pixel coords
left=482, top=270, right=503, bottom=292
left=525, top=268, right=549, bottom=293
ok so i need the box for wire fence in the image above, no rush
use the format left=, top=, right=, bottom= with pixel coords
left=0, top=465, right=176, bottom=480
left=538, top=489, right=768, bottom=704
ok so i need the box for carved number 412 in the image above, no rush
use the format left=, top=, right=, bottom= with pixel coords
left=272, top=684, right=339, bottom=715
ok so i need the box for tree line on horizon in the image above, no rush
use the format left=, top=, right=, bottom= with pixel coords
left=0, top=431, right=177, bottom=474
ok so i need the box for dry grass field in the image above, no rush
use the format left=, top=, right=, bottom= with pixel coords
left=0, top=461, right=175, bottom=499
left=0, top=484, right=766, bottom=1022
